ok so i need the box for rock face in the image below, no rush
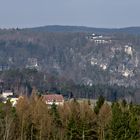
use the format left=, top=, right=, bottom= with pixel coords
left=0, top=29, right=140, bottom=88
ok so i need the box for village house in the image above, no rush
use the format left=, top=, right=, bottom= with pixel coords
left=2, top=90, right=14, bottom=98
left=1, top=90, right=19, bottom=106
left=43, top=94, right=64, bottom=106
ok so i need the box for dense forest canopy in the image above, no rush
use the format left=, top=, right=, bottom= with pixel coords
left=0, top=95, right=140, bottom=140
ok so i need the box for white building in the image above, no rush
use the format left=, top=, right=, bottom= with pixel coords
left=2, top=90, right=13, bottom=98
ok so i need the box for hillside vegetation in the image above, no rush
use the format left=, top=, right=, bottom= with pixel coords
left=0, top=26, right=140, bottom=101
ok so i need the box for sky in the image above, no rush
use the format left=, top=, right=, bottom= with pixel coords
left=0, top=0, right=140, bottom=28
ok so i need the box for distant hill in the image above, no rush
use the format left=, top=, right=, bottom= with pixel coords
left=24, top=25, right=140, bottom=35
left=1, top=26, right=140, bottom=101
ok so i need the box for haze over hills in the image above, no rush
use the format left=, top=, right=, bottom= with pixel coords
left=24, top=25, right=140, bottom=35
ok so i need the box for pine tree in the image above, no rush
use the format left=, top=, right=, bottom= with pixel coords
left=94, top=96, right=105, bottom=114
left=106, top=102, right=140, bottom=140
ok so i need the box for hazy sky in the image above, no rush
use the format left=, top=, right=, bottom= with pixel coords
left=0, top=0, right=140, bottom=28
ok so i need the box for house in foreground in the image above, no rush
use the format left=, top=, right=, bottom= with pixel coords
left=42, top=94, right=64, bottom=106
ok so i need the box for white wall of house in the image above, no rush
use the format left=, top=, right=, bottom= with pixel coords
left=46, top=100, right=64, bottom=106
left=2, top=91, right=13, bottom=98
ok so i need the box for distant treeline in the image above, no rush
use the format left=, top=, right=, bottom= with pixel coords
left=24, top=25, right=140, bottom=35
left=0, top=69, right=137, bottom=102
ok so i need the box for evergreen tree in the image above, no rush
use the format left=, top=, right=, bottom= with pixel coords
left=51, top=103, right=62, bottom=127
left=94, top=96, right=105, bottom=114
left=106, top=102, right=140, bottom=140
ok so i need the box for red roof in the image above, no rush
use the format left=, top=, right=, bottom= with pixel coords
left=43, top=94, right=64, bottom=102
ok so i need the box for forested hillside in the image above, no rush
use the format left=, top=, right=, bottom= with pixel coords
left=0, top=26, right=140, bottom=101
